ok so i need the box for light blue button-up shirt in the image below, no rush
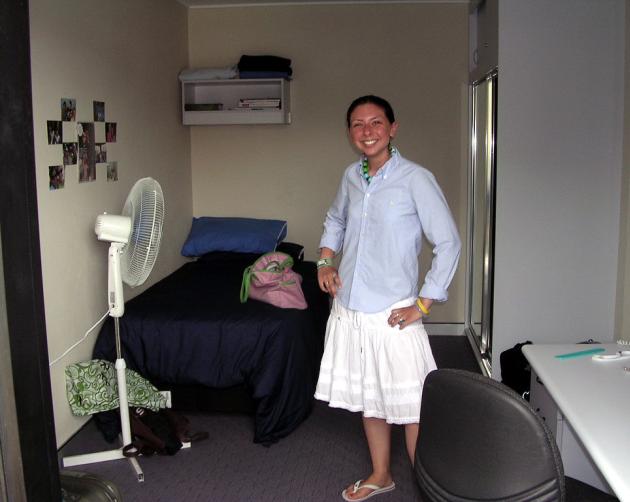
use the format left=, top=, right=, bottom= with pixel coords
left=319, top=149, right=461, bottom=313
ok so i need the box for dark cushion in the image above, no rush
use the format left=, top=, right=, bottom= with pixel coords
left=181, top=217, right=287, bottom=257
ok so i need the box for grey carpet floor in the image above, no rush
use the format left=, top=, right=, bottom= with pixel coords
left=59, top=335, right=480, bottom=501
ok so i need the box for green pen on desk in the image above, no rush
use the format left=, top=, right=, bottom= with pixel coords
left=554, top=347, right=606, bottom=359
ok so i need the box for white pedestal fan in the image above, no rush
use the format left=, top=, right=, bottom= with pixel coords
left=63, top=177, right=166, bottom=482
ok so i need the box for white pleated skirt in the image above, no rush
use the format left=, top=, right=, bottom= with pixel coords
left=314, top=297, right=437, bottom=424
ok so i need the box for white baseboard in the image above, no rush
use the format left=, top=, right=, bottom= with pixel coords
left=424, top=323, right=465, bottom=336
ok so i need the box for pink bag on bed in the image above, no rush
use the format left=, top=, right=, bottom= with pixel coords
left=240, top=252, right=308, bottom=310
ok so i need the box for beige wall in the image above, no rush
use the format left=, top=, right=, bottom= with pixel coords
left=188, top=3, right=469, bottom=323
left=617, top=1, right=630, bottom=343
left=30, top=0, right=191, bottom=446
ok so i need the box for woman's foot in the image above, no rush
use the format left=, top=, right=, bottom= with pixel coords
left=341, top=473, right=395, bottom=501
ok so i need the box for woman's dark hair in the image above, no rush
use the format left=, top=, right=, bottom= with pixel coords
left=346, top=95, right=395, bottom=127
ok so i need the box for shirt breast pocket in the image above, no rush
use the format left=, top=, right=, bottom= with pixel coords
left=373, top=196, right=415, bottom=224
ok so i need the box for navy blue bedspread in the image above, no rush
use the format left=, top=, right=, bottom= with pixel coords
left=93, top=252, right=330, bottom=445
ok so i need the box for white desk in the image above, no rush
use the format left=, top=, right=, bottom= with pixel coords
left=522, top=343, right=630, bottom=501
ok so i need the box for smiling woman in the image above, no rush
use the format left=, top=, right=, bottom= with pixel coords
left=314, top=95, right=461, bottom=501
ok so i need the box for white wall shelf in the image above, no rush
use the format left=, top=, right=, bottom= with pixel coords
left=181, top=78, right=291, bottom=125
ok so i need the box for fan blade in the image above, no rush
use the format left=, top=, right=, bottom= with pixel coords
left=121, top=178, right=164, bottom=287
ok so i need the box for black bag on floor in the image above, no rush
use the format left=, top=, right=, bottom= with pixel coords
left=122, top=407, right=209, bottom=457
left=123, top=407, right=183, bottom=457
left=93, top=406, right=208, bottom=455
left=60, top=470, right=122, bottom=502
left=500, top=341, right=533, bottom=400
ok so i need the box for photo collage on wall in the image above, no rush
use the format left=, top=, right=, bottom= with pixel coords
left=47, top=98, right=118, bottom=190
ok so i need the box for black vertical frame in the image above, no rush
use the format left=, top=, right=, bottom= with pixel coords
left=0, top=0, right=61, bottom=500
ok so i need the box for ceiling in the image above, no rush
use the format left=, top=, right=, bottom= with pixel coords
left=177, top=0, right=469, bottom=8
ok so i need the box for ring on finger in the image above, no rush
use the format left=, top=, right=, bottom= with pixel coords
left=398, top=319, right=404, bottom=325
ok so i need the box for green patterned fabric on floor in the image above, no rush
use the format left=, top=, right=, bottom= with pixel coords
left=65, top=359, right=166, bottom=416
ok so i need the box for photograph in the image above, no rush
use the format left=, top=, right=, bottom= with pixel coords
left=105, top=122, right=117, bottom=142
left=78, top=154, right=95, bottom=183
left=63, top=143, right=77, bottom=165
left=47, top=120, right=62, bottom=144
left=77, top=122, right=91, bottom=148
left=78, top=122, right=95, bottom=182
left=93, top=100, right=105, bottom=122
left=95, top=143, right=107, bottom=163
left=107, top=161, right=118, bottom=182
left=61, top=98, right=76, bottom=121
left=49, top=165, right=64, bottom=190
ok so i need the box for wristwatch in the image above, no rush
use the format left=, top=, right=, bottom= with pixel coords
left=316, top=257, right=333, bottom=268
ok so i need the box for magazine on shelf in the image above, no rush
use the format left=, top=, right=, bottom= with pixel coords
left=237, top=98, right=281, bottom=108
left=228, top=107, right=279, bottom=112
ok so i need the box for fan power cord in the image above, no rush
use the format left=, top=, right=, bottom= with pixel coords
left=48, top=311, right=109, bottom=367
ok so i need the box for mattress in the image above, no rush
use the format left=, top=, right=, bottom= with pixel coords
left=93, top=251, right=330, bottom=444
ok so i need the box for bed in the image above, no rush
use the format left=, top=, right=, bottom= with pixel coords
left=92, top=217, right=330, bottom=445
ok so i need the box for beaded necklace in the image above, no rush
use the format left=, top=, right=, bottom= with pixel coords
left=361, top=145, right=395, bottom=185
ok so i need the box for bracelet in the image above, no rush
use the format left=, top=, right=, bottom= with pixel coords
left=416, top=298, right=431, bottom=316
left=316, top=257, right=333, bottom=269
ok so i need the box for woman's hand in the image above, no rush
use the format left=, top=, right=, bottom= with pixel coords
left=318, top=266, right=341, bottom=297
left=388, top=304, right=422, bottom=329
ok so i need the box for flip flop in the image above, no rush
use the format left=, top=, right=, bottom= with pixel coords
left=341, top=479, right=396, bottom=501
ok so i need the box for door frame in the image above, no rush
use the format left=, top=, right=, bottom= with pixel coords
left=0, top=1, right=61, bottom=500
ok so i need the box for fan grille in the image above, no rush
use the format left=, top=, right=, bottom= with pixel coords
left=121, top=178, right=164, bottom=287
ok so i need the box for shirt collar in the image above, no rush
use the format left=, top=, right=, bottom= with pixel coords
left=358, top=146, right=400, bottom=181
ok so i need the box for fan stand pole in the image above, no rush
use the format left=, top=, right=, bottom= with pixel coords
left=62, top=317, right=144, bottom=482
left=113, top=318, right=133, bottom=449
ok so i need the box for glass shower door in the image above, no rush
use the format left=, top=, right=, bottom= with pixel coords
left=466, top=70, right=497, bottom=375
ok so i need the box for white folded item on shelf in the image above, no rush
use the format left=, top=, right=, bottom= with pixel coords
left=178, top=66, right=238, bottom=81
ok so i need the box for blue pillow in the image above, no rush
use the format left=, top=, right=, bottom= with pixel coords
left=181, top=217, right=288, bottom=257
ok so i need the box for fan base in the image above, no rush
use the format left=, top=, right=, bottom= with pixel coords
left=63, top=443, right=144, bottom=482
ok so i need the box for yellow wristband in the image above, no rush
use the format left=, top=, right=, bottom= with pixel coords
left=416, top=299, right=430, bottom=316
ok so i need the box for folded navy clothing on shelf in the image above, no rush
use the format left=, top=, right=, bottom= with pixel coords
left=238, top=55, right=292, bottom=76
left=239, top=70, right=292, bottom=79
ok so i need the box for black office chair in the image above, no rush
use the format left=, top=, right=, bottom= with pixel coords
left=414, top=369, right=617, bottom=502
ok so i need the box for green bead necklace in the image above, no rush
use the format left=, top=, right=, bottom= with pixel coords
left=361, top=145, right=395, bottom=185
left=361, top=158, right=372, bottom=184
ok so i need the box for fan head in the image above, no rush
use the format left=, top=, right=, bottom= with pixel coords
left=94, top=178, right=164, bottom=318
left=121, top=178, right=164, bottom=287
left=95, top=214, right=132, bottom=243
